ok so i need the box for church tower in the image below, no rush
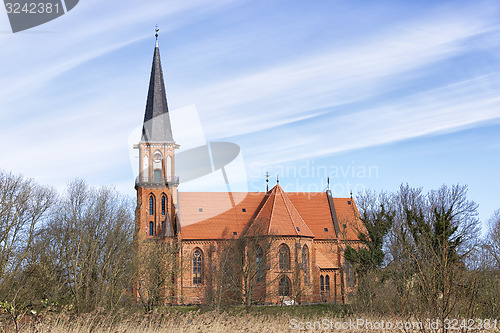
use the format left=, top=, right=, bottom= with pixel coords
left=134, top=35, right=179, bottom=242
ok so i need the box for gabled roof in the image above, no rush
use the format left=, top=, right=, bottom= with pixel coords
left=141, top=40, right=174, bottom=143
left=287, top=192, right=338, bottom=240
left=252, top=185, right=314, bottom=238
left=331, top=198, right=365, bottom=240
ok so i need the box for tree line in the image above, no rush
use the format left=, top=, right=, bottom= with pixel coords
left=1, top=168, right=499, bottom=324
left=345, top=184, right=500, bottom=320
left=0, top=170, right=135, bottom=325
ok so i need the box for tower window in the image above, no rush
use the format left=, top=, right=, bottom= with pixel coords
left=166, top=155, right=172, bottom=182
left=154, top=169, right=162, bottom=183
left=161, top=195, right=166, bottom=215
left=153, top=151, right=162, bottom=161
left=149, top=222, right=153, bottom=236
left=142, top=155, right=149, bottom=182
left=149, top=196, right=154, bottom=215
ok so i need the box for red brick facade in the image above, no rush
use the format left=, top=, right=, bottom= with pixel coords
left=133, top=39, right=366, bottom=305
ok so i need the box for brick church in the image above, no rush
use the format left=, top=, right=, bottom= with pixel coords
left=133, top=36, right=366, bottom=305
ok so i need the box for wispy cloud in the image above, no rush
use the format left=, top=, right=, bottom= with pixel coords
left=0, top=0, right=244, bottom=189
left=245, top=73, right=500, bottom=168
left=181, top=16, right=497, bottom=140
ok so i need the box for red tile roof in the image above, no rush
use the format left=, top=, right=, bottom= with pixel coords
left=287, top=192, right=338, bottom=240
left=179, top=185, right=364, bottom=241
left=179, top=192, right=264, bottom=240
left=253, top=185, right=314, bottom=237
left=331, top=198, right=366, bottom=240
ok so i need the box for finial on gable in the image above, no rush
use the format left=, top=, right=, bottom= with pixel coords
left=265, top=171, right=270, bottom=192
left=155, top=24, right=159, bottom=47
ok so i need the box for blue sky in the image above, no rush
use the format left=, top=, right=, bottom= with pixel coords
left=0, top=0, right=499, bottom=231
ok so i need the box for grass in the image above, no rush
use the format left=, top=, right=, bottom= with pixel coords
left=1, top=305, right=499, bottom=332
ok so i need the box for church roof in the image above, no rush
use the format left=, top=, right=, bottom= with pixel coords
left=253, top=185, right=314, bottom=237
left=178, top=185, right=364, bottom=241
left=177, top=192, right=263, bottom=240
left=141, top=40, right=174, bottom=142
left=330, top=198, right=365, bottom=240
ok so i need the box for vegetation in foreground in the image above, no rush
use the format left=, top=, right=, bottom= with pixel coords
left=2, top=304, right=500, bottom=333
left=1, top=169, right=500, bottom=332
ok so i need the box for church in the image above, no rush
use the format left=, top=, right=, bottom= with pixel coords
left=133, top=36, right=366, bottom=305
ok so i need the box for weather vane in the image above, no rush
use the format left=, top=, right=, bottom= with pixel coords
left=265, top=171, right=270, bottom=192
left=155, top=24, right=159, bottom=40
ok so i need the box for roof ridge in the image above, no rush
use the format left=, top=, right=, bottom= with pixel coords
left=276, top=186, right=298, bottom=236
left=278, top=186, right=314, bottom=237
left=268, top=186, right=277, bottom=234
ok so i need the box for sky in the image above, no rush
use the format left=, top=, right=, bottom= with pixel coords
left=0, top=0, right=499, bottom=232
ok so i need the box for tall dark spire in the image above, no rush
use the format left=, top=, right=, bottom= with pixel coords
left=141, top=33, right=174, bottom=142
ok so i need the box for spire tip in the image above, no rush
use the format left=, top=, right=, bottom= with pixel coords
left=155, top=24, right=159, bottom=45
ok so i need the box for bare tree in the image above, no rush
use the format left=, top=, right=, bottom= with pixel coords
left=36, top=179, right=135, bottom=313
left=0, top=171, right=55, bottom=310
left=204, top=235, right=235, bottom=309
left=471, top=209, right=500, bottom=318
left=484, top=209, right=500, bottom=268
left=133, top=238, right=180, bottom=311
left=379, top=184, right=480, bottom=329
left=0, top=170, right=56, bottom=332
left=346, top=184, right=482, bottom=326
left=213, top=218, right=278, bottom=309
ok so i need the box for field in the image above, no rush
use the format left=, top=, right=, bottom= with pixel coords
left=2, top=305, right=499, bottom=333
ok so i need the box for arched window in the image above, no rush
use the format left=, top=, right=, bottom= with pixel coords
left=325, top=275, right=330, bottom=293
left=278, top=276, right=291, bottom=297
left=320, top=275, right=324, bottom=292
left=193, top=249, right=203, bottom=285
left=149, top=222, right=153, bottom=236
left=149, top=196, right=154, bottom=215
left=166, top=155, right=172, bottom=182
left=278, top=244, right=290, bottom=271
left=142, top=155, right=149, bottom=182
left=256, top=247, right=264, bottom=282
left=152, top=151, right=162, bottom=183
left=161, top=195, right=166, bottom=215
left=302, top=245, right=309, bottom=284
